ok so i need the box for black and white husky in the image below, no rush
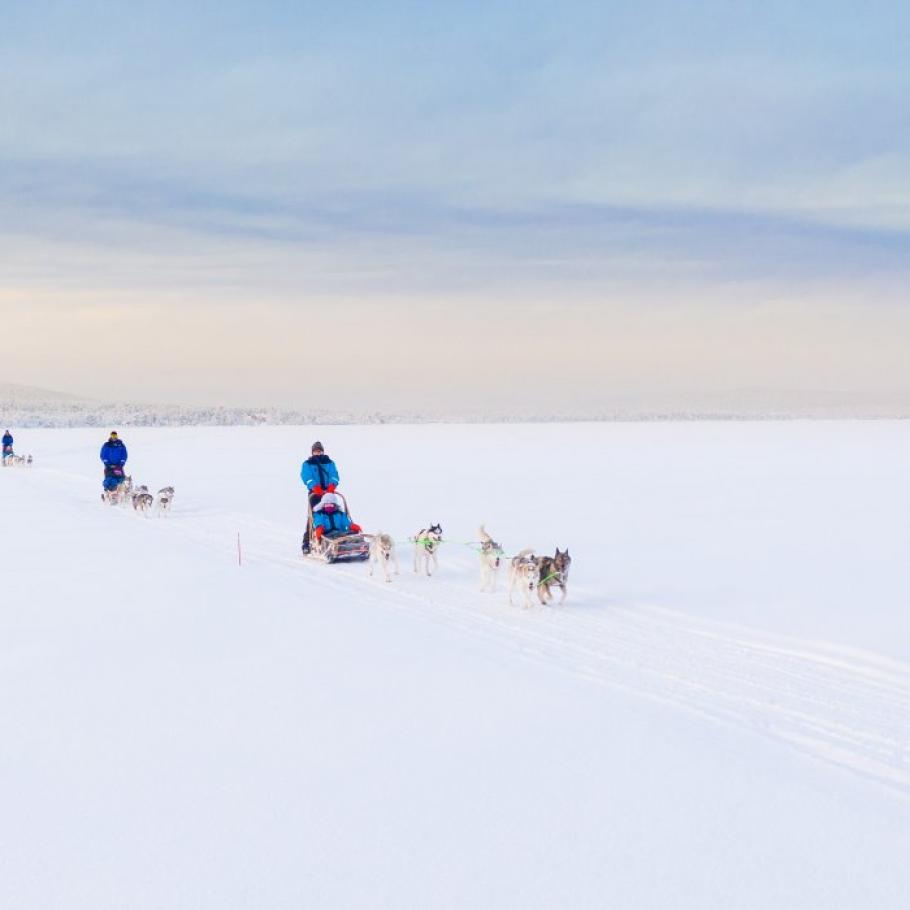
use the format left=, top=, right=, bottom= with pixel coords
left=478, top=525, right=504, bottom=592
left=413, top=523, right=443, bottom=577
left=368, top=532, right=399, bottom=582
left=508, top=548, right=540, bottom=608
left=537, top=548, right=572, bottom=605
left=156, top=486, right=175, bottom=516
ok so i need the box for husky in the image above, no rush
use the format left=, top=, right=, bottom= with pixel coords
left=132, top=491, right=154, bottom=514
left=121, top=481, right=145, bottom=502
left=508, top=548, right=540, bottom=608
left=537, top=548, right=572, bottom=605
left=117, top=476, right=134, bottom=506
left=413, top=523, right=443, bottom=577
left=26, top=454, right=33, bottom=466
left=478, top=525, right=504, bottom=592
left=156, top=486, right=175, bottom=516
left=368, top=532, right=399, bottom=582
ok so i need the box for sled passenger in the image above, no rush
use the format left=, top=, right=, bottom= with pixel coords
left=301, top=440, right=340, bottom=553
left=312, top=492, right=361, bottom=543
left=100, top=430, right=129, bottom=492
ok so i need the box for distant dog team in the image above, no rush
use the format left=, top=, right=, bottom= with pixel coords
left=1, top=453, right=32, bottom=467
left=99, top=476, right=175, bottom=515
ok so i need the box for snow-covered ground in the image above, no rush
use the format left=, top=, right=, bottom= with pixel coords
left=2, top=422, right=909, bottom=909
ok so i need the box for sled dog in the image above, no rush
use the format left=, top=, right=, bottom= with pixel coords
left=132, top=490, right=154, bottom=514
left=508, top=548, right=540, bottom=608
left=156, top=486, right=175, bottom=515
left=368, top=532, right=399, bottom=582
left=413, top=524, right=443, bottom=577
left=117, top=476, right=133, bottom=505
left=478, top=525, right=504, bottom=592
left=537, top=548, right=572, bottom=605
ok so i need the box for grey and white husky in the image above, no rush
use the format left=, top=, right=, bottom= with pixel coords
left=156, top=486, right=175, bottom=515
left=368, top=532, right=399, bottom=582
left=478, top=525, right=504, bottom=592
left=132, top=487, right=154, bottom=514
left=508, top=548, right=540, bottom=608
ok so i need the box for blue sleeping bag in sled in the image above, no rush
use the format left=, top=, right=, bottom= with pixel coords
left=103, top=465, right=125, bottom=491
left=313, top=492, right=354, bottom=537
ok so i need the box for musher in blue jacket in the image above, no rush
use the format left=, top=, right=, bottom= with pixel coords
left=100, top=430, right=129, bottom=492
left=301, top=440, right=339, bottom=500
left=301, top=441, right=353, bottom=553
left=2, top=430, right=13, bottom=458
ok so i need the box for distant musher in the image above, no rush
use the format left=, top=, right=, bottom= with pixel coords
left=100, top=430, right=129, bottom=495
left=2, top=429, right=13, bottom=463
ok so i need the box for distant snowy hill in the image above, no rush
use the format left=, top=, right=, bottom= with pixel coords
left=0, top=383, right=390, bottom=428
left=1, top=381, right=907, bottom=427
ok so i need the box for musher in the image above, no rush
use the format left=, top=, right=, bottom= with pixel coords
left=100, top=430, right=129, bottom=494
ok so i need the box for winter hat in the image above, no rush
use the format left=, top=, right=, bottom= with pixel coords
left=311, top=440, right=324, bottom=453
left=315, top=492, right=344, bottom=514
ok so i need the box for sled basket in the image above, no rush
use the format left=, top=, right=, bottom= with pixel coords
left=305, top=491, right=370, bottom=563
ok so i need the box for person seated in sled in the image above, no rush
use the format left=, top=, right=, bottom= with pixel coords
left=2, top=430, right=13, bottom=458
left=301, top=440, right=340, bottom=552
left=100, top=430, right=129, bottom=491
left=312, top=492, right=362, bottom=543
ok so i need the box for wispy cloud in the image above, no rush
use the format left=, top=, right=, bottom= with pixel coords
left=1, top=1, right=908, bottom=407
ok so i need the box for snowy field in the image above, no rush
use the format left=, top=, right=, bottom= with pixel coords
left=2, top=422, right=909, bottom=909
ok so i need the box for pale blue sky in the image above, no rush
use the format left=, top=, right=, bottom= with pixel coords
left=1, top=1, right=908, bottom=409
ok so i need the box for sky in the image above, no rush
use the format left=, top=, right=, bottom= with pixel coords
left=1, top=0, right=908, bottom=412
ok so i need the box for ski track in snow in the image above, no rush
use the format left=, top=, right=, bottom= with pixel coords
left=26, top=464, right=910, bottom=800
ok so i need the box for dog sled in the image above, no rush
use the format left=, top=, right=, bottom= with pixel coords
left=304, top=491, right=370, bottom=564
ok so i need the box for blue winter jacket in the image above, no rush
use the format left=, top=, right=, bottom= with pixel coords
left=2, top=432, right=12, bottom=450
left=313, top=508, right=353, bottom=536
left=100, top=438, right=128, bottom=466
left=301, top=454, right=339, bottom=492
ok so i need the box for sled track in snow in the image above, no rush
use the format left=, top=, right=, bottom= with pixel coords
left=26, top=465, right=910, bottom=800
left=147, top=503, right=910, bottom=801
